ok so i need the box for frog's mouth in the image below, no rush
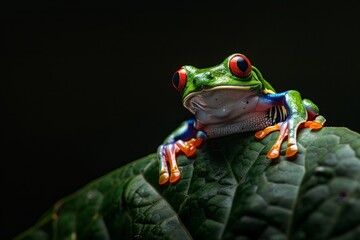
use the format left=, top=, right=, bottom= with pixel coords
left=183, top=85, right=258, bottom=121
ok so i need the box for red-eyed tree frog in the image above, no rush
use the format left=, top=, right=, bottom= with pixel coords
left=158, top=53, right=326, bottom=185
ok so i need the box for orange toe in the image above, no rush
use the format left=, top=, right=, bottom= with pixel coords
left=255, top=130, right=266, bottom=139
left=255, top=124, right=281, bottom=140
left=169, top=170, right=181, bottom=183
left=194, top=138, right=203, bottom=147
left=159, top=172, right=169, bottom=185
left=184, top=146, right=196, bottom=157
left=304, top=120, right=323, bottom=130
left=267, top=145, right=280, bottom=159
left=285, top=144, right=298, bottom=157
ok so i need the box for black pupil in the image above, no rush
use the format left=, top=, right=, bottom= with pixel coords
left=173, top=72, right=180, bottom=87
left=236, top=57, right=248, bottom=72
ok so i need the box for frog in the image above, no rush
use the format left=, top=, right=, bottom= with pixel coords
left=157, top=53, right=326, bottom=185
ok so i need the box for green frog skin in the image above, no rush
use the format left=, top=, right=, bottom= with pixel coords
left=158, top=53, right=326, bottom=185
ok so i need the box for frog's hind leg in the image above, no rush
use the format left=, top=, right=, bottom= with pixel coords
left=303, top=98, right=326, bottom=129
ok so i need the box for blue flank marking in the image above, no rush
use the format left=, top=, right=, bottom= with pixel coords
left=259, top=91, right=289, bottom=105
left=260, top=92, right=289, bottom=124
left=171, top=119, right=198, bottom=143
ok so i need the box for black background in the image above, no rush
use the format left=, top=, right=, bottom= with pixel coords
left=2, top=1, right=360, bottom=239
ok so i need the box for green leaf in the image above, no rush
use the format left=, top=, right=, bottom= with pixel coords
left=15, top=127, right=360, bottom=240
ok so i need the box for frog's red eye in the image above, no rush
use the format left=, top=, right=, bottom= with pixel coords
left=229, top=54, right=252, bottom=78
left=172, top=67, right=187, bottom=92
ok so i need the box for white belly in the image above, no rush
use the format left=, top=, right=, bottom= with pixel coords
left=184, top=89, right=272, bottom=138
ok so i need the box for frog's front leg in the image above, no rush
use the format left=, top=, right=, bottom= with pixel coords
left=255, top=90, right=326, bottom=159
left=158, top=119, right=206, bottom=185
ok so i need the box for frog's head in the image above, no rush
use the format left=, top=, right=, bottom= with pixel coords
left=171, top=53, right=275, bottom=114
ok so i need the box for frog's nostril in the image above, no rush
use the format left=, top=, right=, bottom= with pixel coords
left=205, top=72, right=214, bottom=79
left=193, top=72, right=213, bottom=86
left=193, top=78, right=200, bottom=86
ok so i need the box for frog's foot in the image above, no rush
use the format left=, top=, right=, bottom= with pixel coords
left=158, top=144, right=181, bottom=185
left=304, top=115, right=326, bottom=130
left=175, top=138, right=203, bottom=157
left=255, top=122, right=297, bottom=159
left=270, top=122, right=294, bottom=158
left=255, top=115, right=326, bottom=160
left=158, top=137, right=204, bottom=185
